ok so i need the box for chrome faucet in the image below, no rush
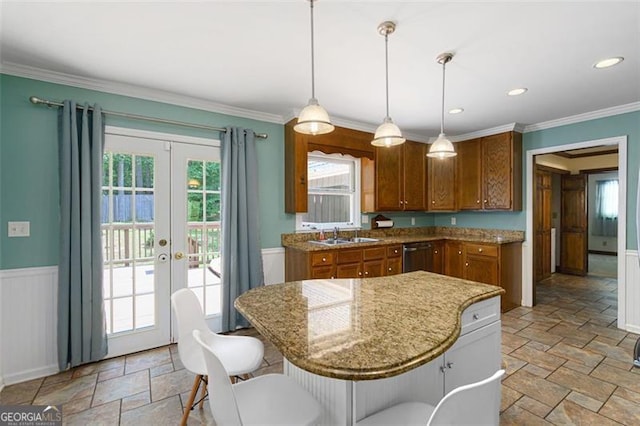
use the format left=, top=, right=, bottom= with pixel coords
left=333, top=227, right=339, bottom=240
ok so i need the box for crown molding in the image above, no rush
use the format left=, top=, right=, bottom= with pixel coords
left=523, top=102, right=640, bottom=133
left=450, top=123, right=521, bottom=142
left=0, top=62, right=285, bottom=125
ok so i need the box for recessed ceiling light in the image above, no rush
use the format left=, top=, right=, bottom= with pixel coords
left=508, top=88, right=528, bottom=96
left=594, top=57, right=624, bottom=69
left=448, top=108, right=464, bottom=114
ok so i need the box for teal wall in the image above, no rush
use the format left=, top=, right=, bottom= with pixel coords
left=2, top=73, right=637, bottom=270
left=435, top=110, right=640, bottom=250
left=0, top=74, right=289, bottom=269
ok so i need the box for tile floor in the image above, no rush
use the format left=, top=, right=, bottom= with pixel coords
left=1, top=272, right=638, bottom=425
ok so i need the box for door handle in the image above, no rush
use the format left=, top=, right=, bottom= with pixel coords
left=174, top=252, right=185, bottom=260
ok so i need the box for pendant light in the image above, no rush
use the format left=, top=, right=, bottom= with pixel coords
left=427, top=52, right=457, bottom=158
left=371, top=21, right=405, bottom=147
left=294, top=0, right=334, bottom=135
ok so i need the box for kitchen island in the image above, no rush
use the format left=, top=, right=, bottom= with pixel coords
left=235, top=271, right=505, bottom=425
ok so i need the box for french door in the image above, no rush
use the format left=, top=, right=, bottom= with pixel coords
left=102, top=130, right=222, bottom=357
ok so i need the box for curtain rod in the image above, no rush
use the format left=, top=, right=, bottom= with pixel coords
left=29, top=96, right=269, bottom=140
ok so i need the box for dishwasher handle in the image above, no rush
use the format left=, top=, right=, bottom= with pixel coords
left=403, top=247, right=418, bottom=252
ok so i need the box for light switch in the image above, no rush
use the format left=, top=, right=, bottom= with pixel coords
left=361, top=215, right=369, bottom=224
left=8, top=221, right=30, bottom=237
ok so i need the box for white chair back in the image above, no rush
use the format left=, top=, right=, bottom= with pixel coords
left=171, top=288, right=211, bottom=373
left=193, top=329, right=244, bottom=426
left=427, top=369, right=505, bottom=425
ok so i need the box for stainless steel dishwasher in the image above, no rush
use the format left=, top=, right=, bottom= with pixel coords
left=402, top=241, right=435, bottom=272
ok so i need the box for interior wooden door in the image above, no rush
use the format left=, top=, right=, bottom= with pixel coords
left=534, top=168, right=552, bottom=284
left=560, top=174, right=588, bottom=275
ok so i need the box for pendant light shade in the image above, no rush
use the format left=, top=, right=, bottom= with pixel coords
left=427, top=52, right=457, bottom=158
left=372, top=21, right=405, bottom=147
left=295, top=98, right=334, bottom=135
left=295, top=0, right=334, bottom=135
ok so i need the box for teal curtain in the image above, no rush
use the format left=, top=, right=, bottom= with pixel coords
left=57, top=101, right=108, bottom=370
left=220, top=127, right=264, bottom=331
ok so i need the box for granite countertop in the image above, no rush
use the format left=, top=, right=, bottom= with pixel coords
left=235, top=271, right=504, bottom=381
left=282, top=228, right=524, bottom=251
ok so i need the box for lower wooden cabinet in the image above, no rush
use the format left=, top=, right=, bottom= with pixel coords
left=444, top=241, right=464, bottom=278
left=286, top=244, right=402, bottom=281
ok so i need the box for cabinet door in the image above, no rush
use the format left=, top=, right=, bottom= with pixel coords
left=444, top=241, right=464, bottom=278
left=375, top=145, right=404, bottom=211
left=482, top=133, right=513, bottom=210
left=428, top=157, right=456, bottom=211
left=284, top=122, right=308, bottom=213
left=403, top=141, right=427, bottom=210
left=464, top=254, right=499, bottom=285
left=386, top=256, right=402, bottom=275
left=335, top=262, right=361, bottom=278
left=457, top=139, right=482, bottom=210
left=444, top=321, right=501, bottom=394
left=431, top=241, right=444, bottom=274
left=363, top=259, right=385, bottom=278
left=310, top=265, right=334, bottom=279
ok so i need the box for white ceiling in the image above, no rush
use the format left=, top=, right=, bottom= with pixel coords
left=1, top=1, right=639, bottom=140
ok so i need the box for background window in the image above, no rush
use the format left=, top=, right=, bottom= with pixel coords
left=299, top=152, right=360, bottom=230
left=593, top=179, right=618, bottom=237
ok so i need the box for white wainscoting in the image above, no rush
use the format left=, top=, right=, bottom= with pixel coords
left=624, top=250, right=640, bottom=334
left=0, top=266, right=59, bottom=386
left=0, top=248, right=286, bottom=387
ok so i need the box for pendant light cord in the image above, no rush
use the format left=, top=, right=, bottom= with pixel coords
left=309, top=0, right=316, bottom=100
left=384, top=33, right=390, bottom=119
left=440, top=59, right=446, bottom=134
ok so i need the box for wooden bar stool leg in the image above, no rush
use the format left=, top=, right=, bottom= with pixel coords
left=181, top=374, right=203, bottom=426
left=198, top=376, right=207, bottom=409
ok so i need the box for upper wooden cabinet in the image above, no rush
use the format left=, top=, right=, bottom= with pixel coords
left=427, top=156, right=456, bottom=211
left=374, top=141, right=427, bottom=211
left=284, top=119, right=374, bottom=213
left=456, top=131, right=522, bottom=211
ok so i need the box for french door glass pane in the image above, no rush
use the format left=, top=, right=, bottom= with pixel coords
left=102, top=151, right=157, bottom=335
left=186, top=159, right=222, bottom=316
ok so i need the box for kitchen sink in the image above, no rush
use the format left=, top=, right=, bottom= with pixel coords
left=309, top=237, right=379, bottom=246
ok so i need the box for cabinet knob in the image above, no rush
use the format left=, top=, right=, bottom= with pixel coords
left=484, top=199, right=488, bottom=203
left=365, top=271, right=369, bottom=276
left=473, top=313, right=479, bottom=320
left=434, top=250, right=438, bottom=254
left=405, top=200, right=408, bottom=205
left=465, top=262, right=469, bottom=267
left=440, top=365, right=446, bottom=373
left=400, top=200, right=404, bottom=205
left=458, top=251, right=462, bottom=255
left=432, top=200, right=435, bottom=204
left=322, top=257, right=326, bottom=262
left=394, top=249, right=398, bottom=254
left=388, top=267, right=392, bottom=272
left=478, top=248, right=483, bottom=253
left=476, top=200, right=480, bottom=204
left=447, top=362, right=454, bottom=369
left=358, top=272, right=362, bottom=276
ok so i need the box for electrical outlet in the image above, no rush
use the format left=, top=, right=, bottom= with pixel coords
left=8, top=221, right=30, bottom=237
left=362, top=215, right=369, bottom=224
left=411, top=217, right=415, bottom=225
left=451, top=217, right=457, bottom=225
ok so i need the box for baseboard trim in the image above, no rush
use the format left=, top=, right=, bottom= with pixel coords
left=3, top=364, right=59, bottom=387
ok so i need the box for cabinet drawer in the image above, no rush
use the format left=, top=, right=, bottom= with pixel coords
left=387, top=245, right=402, bottom=258
left=363, top=247, right=386, bottom=261
left=336, top=249, right=363, bottom=264
left=465, top=243, right=498, bottom=257
left=311, top=252, right=334, bottom=266
left=461, top=296, right=500, bottom=336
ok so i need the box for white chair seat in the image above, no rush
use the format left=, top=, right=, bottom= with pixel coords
left=356, top=402, right=434, bottom=426
left=192, top=330, right=264, bottom=377
left=233, top=373, right=322, bottom=426
left=355, top=370, right=505, bottom=426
